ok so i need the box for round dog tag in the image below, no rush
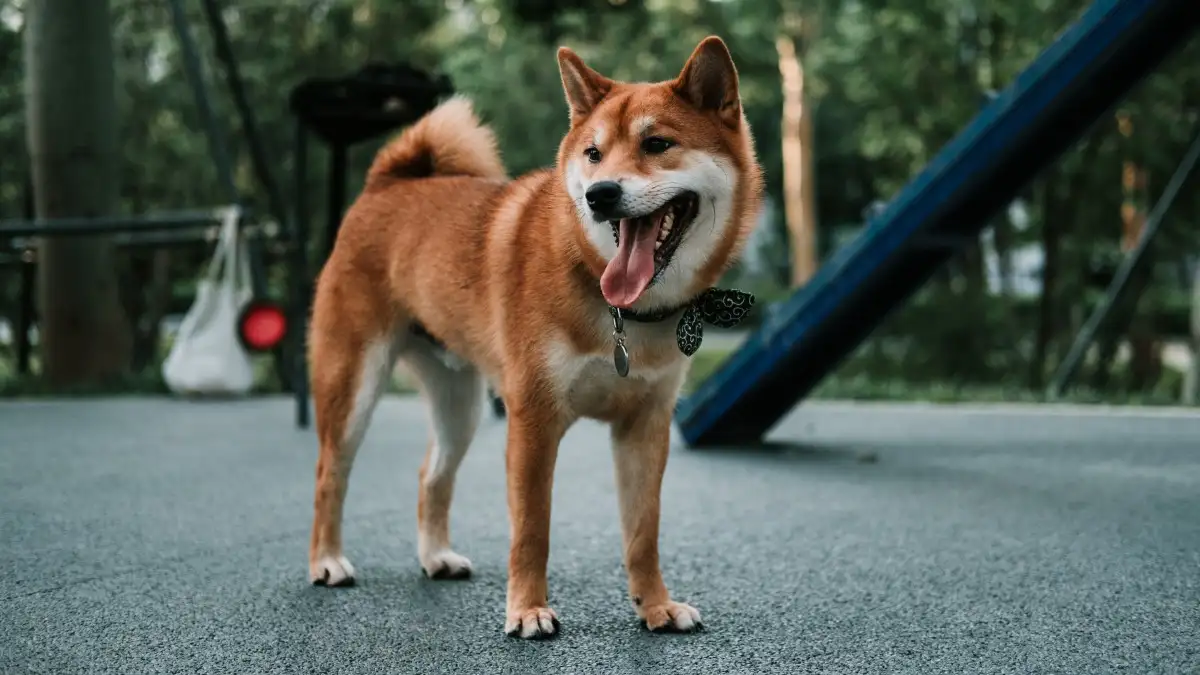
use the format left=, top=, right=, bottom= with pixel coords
left=613, top=342, right=630, bottom=377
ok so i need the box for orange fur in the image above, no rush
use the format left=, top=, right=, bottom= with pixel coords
left=307, top=36, right=764, bottom=638
left=366, top=95, right=508, bottom=185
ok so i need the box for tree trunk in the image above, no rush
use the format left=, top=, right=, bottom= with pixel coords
left=1091, top=116, right=1154, bottom=391
left=992, top=217, right=1014, bottom=295
left=1033, top=135, right=1103, bottom=388
left=959, top=240, right=987, bottom=294
left=24, top=0, right=131, bottom=385
left=985, top=10, right=1014, bottom=296
left=1185, top=264, right=1200, bottom=405
left=1089, top=248, right=1156, bottom=391
left=1030, top=182, right=1060, bottom=389
left=1127, top=318, right=1161, bottom=393
left=776, top=32, right=817, bottom=288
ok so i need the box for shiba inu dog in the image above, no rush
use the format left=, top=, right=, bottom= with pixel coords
left=306, top=35, right=764, bottom=638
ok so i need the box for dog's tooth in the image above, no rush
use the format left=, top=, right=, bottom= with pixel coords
left=655, top=240, right=662, bottom=250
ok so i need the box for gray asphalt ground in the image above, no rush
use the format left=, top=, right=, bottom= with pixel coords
left=2, top=396, right=1198, bottom=674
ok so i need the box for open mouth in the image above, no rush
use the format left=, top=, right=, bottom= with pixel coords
left=600, top=191, right=700, bottom=308
left=610, top=191, right=700, bottom=268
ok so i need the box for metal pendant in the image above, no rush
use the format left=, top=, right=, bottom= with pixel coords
left=611, top=307, right=630, bottom=377
left=613, top=340, right=630, bottom=377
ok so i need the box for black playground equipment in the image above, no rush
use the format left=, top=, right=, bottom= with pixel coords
left=288, top=62, right=454, bottom=428
left=1049, top=122, right=1200, bottom=397
left=1, top=0, right=292, bottom=384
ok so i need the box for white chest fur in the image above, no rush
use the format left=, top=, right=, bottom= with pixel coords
left=543, top=326, right=687, bottom=420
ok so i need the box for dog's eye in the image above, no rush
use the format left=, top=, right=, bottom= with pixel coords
left=641, top=137, right=674, bottom=154
left=584, top=146, right=602, bottom=163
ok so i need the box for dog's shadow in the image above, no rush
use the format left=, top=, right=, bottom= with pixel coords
left=273, top=561, right=765, bottom=674
left=274, top=567, right=510, bottom=657
left=679, top=438, right=883, bottom=466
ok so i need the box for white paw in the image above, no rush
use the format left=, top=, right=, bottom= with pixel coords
left=310, top=554, right=356, bottom=587
left=640, top=600, right=702, bottom=632
left=420, top=549, right=473, bottom=580
left=504, top=606, right=560, bottom=639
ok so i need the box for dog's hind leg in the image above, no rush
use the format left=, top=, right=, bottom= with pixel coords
left=308, top=325, right=398, bottom=587
left=400, top=340, right=483, bottom=579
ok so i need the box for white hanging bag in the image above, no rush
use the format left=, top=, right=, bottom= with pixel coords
left=162, top=206, right=256, bottom=396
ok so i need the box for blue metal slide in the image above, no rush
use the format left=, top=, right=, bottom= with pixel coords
left=676, top=0, right=1200, bottom=447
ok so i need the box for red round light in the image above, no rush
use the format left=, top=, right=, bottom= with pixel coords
left=239, top=302, right=288, bottom=351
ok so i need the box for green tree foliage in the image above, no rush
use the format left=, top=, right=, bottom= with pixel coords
left=0, top=0, right=1197, bottom=398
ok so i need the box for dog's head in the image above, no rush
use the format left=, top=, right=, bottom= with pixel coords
left=555, top=36, right=764, bottom=311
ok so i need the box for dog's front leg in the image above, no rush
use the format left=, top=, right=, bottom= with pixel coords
left=504, top=401, right=567, bottom=639
left=612, top=405, right=702, bottom=632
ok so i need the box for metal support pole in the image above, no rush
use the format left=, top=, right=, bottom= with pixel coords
left=165, top=0, right=238, bottom=204
left=198, top=0, right=288, bottom=230
left=1048, top=126, right=1200, bottom=398
left=15, top=177, right=35, bottom=375
left=325, top=143, right=348, bottom=259
left=293, top=122, right=311, bottom=429
left=0, top=209, right=239, bottom=237
left=16, top=256, right=34, bottom=374
left=235, top=211, right=289, bottom=389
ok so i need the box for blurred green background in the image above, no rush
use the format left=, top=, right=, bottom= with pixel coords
left=2, top=0, right=1199, bottom=405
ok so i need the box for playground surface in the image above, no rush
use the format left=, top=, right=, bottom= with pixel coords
left=2, top=396, right=1198, bottom=674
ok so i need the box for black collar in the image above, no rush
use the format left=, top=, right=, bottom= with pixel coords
left=608, top=287, right=755, bottom=356
left=609, top=303, right=685, bottom=324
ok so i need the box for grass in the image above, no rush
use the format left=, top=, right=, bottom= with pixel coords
left=1, top=343, right=1190, bottom=408
left=680, top=346, right=1193, bottom=407
left=683, top=348, right=732, bottom=393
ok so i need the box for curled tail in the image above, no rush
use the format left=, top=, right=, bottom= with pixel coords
left=365, top=95, right=507, bottom=187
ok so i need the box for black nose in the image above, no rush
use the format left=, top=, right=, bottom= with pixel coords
left=585, top=181, right=623, bottom=212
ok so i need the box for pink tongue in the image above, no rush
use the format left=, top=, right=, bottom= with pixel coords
left=601, top=217, right=660, bottom=308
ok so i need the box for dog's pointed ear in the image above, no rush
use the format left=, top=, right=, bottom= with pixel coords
left=557, top=47, right=613, bottom=122
left=673, top=36, right=741, bottom=127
